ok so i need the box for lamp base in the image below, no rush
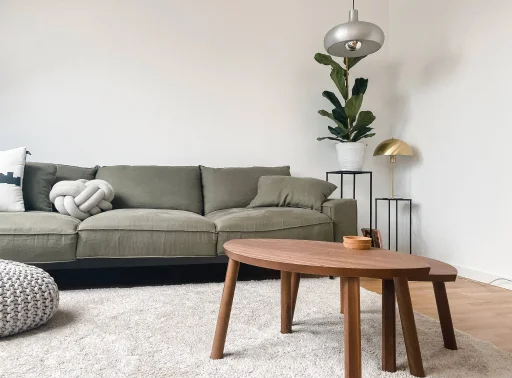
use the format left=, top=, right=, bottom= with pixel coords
left=390, top=157, right=396, bottom=198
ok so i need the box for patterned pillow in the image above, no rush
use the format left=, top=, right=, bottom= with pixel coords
left=0, top=147, right=27, bottom=212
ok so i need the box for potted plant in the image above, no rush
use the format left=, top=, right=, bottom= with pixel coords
left=315, top=53, right=376, bottom=171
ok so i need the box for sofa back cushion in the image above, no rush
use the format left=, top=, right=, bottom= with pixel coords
left=201, top=166, right=291, bottom=214
left=96, top=165, right=203, bottom=214
left=23, top=162, right=57, bottom=212
left=55, top=164, right=99, bottom=183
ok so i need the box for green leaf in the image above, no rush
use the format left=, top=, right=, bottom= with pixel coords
left=350, top=110, right=376, bottom=141
left=317, top=136, right=344, bottom=142
left=354, top=110, right=376, bottom=129
left=351, top=127, right=375, bottom=142
left=322, top=91, right=342, bottom=109
left=318, top=109, right=348, bottom=131
left=318, top=109, right=331, bottom=118
left=347, top=56, right=367, bottom=69
left=344, top=95, right=363, bottom=120
left=352, top=78, right=368, bottom=96
left=352, top=132, right=376, bottom=142
left=351, top=126, right=372, bottom=140
left=351, top=124, right=374, bottom=133
left=332, top=125, right=350, bottom=137
left=314, top=53, right=343, bottom=71
left=328, top=126, right=342, bottom=136
left=330, top=67, right=348, bottom=100
left=332, top=107, right=348, bottom=128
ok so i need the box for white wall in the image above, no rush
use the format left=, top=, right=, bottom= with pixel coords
left=7, top=0, right=506, bottom=284
left=389, top=0, right=512, bottom=286
left=0, top=0, right=392, bottom=234
left=7, top=0, right=504, bottom=284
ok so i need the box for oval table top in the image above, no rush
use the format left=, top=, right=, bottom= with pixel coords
left=412, top=256, right=457, bottom=282
left=224, top=239, right=433, bottom=279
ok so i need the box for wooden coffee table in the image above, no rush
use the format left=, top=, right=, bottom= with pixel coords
left=210, top=239, right=440, bottom=378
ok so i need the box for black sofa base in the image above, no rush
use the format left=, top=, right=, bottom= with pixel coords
left=34, top=256, right=229, bottom=270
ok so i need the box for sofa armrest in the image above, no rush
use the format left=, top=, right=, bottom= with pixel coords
left=321, top=199, right=357, bottom=242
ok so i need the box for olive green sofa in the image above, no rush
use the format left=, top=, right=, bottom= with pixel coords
left=0, top=165, right=357, bottom=269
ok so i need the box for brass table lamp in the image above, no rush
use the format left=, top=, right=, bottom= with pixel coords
left=373, top=138, right=413, bottom=198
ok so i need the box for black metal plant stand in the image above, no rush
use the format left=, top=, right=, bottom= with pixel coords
left=326, top=170, right=373, bottom=234
left=375, top=198, right=412, bottom=254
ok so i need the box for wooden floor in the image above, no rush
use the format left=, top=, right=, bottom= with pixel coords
left=361, top=277, right=512, bottom=353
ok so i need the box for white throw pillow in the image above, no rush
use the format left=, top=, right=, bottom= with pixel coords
left=0, top=147, right=27, bottom=212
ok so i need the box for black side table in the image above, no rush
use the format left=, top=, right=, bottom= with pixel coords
left=326, top=170, right=373, bottom=234
left=375, top=198, right=412, bottom=254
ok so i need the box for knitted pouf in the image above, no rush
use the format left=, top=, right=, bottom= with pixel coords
left=0, top=260, right=59, bottom=337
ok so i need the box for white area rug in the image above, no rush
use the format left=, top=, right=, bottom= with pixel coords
left=1, top=278, right=511, bottom=378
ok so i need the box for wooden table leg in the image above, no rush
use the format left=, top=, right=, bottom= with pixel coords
left=211, top=258, right=240, bottom=359
left=281, top=271, right=292, bottom=334
left=343, top=277, right=361, bottom=378
left=382, top=279, right=396, bottom=372
left=394, top=277, right=425, bottom=377
left=433, top=282, right=458, bottom=350
left=291, top=272, right=300, bottom=321
left=340, top=277, right=346, bottom=314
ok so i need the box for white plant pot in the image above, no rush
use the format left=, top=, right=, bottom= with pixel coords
left=335, top=142, right=365, bottom=171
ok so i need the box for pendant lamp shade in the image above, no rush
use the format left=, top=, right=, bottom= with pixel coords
left=324, top=9, right=385, bottom=58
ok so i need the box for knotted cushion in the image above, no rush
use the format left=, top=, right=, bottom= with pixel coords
left=49, top=179, right=115, bottom=220
left=0, top=260, right=59, bottom=337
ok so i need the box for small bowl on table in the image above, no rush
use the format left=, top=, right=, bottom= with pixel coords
left=343, top=236, right=372, bottom=250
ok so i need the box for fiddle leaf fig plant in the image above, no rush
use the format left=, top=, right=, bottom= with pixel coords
left=315, top=53, right=376, bottom=143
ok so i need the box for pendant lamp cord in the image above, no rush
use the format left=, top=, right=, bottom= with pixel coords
left=352, top=0, right=355, bottom=9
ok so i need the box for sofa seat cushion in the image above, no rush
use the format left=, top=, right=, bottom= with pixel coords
left=206, top=207, right=333, bottom=255
left=77, top=209, right=217, bottom=258
left=0, top=212, right=80, bottom=263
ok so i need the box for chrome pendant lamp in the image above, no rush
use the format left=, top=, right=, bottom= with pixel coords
left=324, top=0, right=385, bottom=57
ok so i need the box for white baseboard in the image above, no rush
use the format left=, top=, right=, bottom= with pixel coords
left=454, top=264, right=512, bottom=290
